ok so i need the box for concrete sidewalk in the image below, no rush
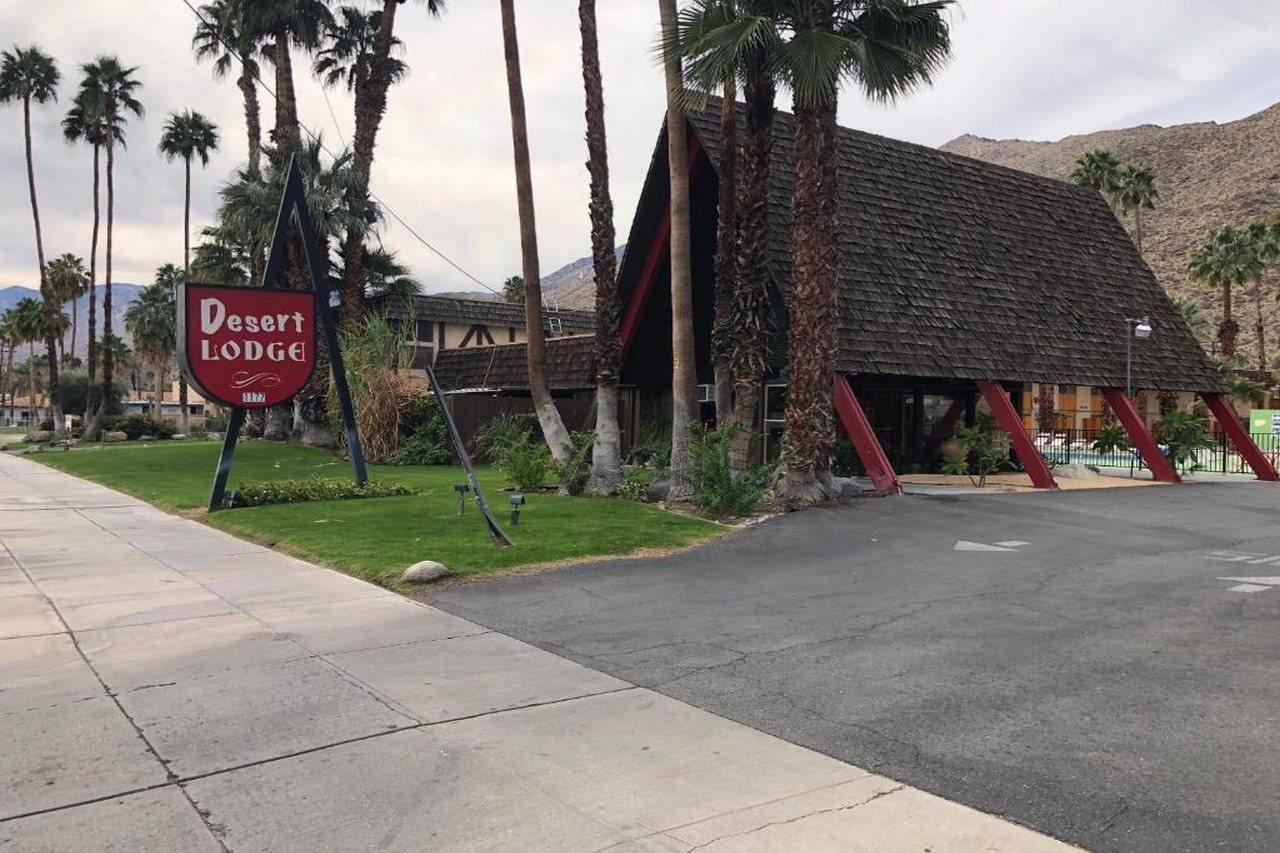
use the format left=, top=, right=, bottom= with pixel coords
left=0, top=453, right=1073, bottom=852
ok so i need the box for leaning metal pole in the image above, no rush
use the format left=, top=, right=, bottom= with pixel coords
left=422, top=360, right=513, bottom=547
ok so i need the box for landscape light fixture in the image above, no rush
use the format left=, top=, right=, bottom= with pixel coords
left=454, top=483, right=470, bottom=516
left=1125, top=316, right=1155, bottom=397
left=509, top=493, right=525, bottom=525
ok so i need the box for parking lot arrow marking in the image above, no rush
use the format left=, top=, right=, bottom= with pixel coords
left=1219, top=576, right=1280, bottom=586
left=954, top=540, right=1026, bottom=552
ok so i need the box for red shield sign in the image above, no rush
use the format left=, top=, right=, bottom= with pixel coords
left=178, top=283, right=316, bottom=409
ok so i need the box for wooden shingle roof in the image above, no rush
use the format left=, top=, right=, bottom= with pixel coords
left=434, top=335, right=595, bottom=392
left=623, top=99, right=1222, bottom=392
left=372, top=293, right=595, bottom=335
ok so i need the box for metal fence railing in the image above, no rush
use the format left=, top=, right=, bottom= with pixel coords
left=1032, top=429, right=1280, bottom=476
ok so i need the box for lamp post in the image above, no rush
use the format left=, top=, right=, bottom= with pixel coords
left=1125, top=317, right=1155, bottom=399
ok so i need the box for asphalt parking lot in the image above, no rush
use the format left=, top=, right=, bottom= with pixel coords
left=434, top=481, right=1280, bottom=852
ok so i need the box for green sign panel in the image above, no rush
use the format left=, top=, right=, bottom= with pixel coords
left=1248, top=409, right=1280, bottom=436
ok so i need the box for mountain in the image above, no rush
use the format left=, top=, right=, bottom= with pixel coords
left=941, top=103, right=1280, bottom=367
left=0, top=284, right=144, bottom=356
left=428, top=245, right=624, bottom=310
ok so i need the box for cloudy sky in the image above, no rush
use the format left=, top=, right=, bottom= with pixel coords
left=1, top=0, right=1277, bottom=294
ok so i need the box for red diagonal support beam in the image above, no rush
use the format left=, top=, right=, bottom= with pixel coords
left=834, top=374, right=903, bottom=496
left=927, top=397, right=967, bottom=443
left=977, top=381, right=1058, bottom=489
left=1202, top=392, right=1280, bottom=481
left=1100, top=389, right=1180, bottom=483
left=619, top=134, right=705, bottom=358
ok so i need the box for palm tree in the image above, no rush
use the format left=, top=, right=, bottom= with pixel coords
left=1239, top=221, right=1275, bottom=374
left=1112, top=163, right=1157, bottom=253
left=498, top=0, right=574, bottom=465
left=657, top=0, right=700, bottom=492
left=159, top=111, right=220, bottom=272
left=313, top=3, right=410, bottom=321
left=501, top=275, right=525, bottom=304
left=78, top=57, right=143, bottom=439
left=45, top=253, right=89, bottom=361
left=360, top=246, right=421, bottom=299
left=63, top=87, right=125, bottom=396
left=1071, top=148, right=1122, bottom=197
left=194, top=0, right=263, bottom=176
left=243, top=0, right=331, bottom=157
left=191, top=232, right=252, bottom=284
left=0, top=310, right=20, bottom=424
left=1188, top=225, right=1246, bottom=361
left=124, top=281, right=176, bottom=418
left=9, top=297, right=45, bottom=423
left=772, top=0, right=952, bottom=504
left=217, top=140, right=368, bottom=443
left=324, top=0, right=443, bottom=323
left=152, top=263, right=192, bottom=433
left=578, top=0, right=623, bottom=494
left=674, top=0, right=782, bottom=477
left=1, top=45, right=65, bottom=434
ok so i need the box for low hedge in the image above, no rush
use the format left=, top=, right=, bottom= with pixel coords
left=228, top=477, right=415, bottom=508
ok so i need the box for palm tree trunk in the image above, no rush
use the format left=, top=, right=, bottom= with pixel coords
left=22, top=97, right=64, bottom=436
left=338, top=0, right=403, bottom=325
left=1220, top=280, right=1237, bottom=360
left=727, top=76, right=775, bottom=476
left=237, top=56, right=262, bottom=176
left=1253, top=276, right=1267, bottom=373
left=579, top=0, right=622, bottom=494
left=153, top=363, right=165, bottom=418
left=69, top=294, right=77, bottom=365
left=779, top=98, right=839, bottom=505
left=183, top=156, right=192, bottom=272
left=658, top=0, right=698, bottom=490
left=499, top=0, right=573, bottom=465
left=712, top=79, right=739, bottom=427
left=179, top=373, right=190, bottom=435
left=87, top=125, right=117, bottom=440
left=28, top=343, right=37, bottom=427
left=273, top=28, right=299, bottom=156
left=86, top=143, right=100, bottom=399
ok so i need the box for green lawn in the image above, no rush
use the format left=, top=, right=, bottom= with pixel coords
left=26, top=440, right=723, bottom=584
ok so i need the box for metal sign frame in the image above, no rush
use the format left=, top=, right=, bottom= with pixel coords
left=423, top=359, right=513, bottom=546
left=196, top=155, right=368, bottom=511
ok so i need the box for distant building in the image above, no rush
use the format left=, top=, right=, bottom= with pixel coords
left=369, top=293, right=594, bottom=376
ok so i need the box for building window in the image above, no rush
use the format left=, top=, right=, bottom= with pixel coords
left=405, top=319, right=435, bottom=343
left=508, top=326, right=516, bottom=343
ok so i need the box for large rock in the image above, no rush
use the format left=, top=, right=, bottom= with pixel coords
left=23, top=430, right=53, bottom=443
left=400, top=560, right=451, bottom=584
left=1054, top=462, right=1102, bottom=480
left=103, top=431, right=128, bottom=443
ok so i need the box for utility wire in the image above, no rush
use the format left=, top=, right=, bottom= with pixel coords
left=177, top=0, right=506, bottom=298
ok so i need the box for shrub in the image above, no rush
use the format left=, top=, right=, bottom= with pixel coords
left=686, top=423, right=770, bottom=515
left=110, top=415, right=176, bottom=441
left=385, top=396, right=454, bottom=466
left=627, top=414, right=671, bottom=466
left=1091, top=423, right=1129, bottom=455
left=556, top=430, right=595, bottom=495
left=56, top=371, right=126, bottom=416
left=618, top=466, right=655, bottom=502
left=203, top=415, right=229, bottom=433
left=227, top=477, right=414, bottom=508
left=474, top=412, right=539, bottom=461
left=1155, top=410, right=1213, bottom=473
left=941, top=423, right=1011, bottom=487
left=494, top=431, right=552, bottom=490
left=331, top=314, right=420, bottom=462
